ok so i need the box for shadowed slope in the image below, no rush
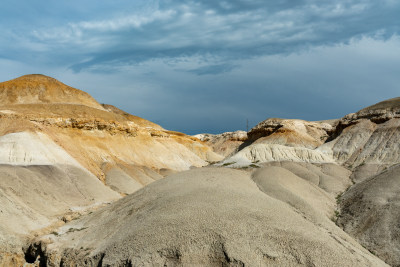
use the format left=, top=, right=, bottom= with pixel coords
left=338, top=164, right=400, bottom=266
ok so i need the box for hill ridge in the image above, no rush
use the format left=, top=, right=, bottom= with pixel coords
left=0, top=74, right=103, bottom=109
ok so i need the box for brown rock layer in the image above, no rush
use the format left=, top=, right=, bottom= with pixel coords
left=248, top=118, right=337, bottom=149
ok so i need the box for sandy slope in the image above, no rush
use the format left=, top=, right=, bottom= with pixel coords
left=261, top=161, right=352, bottom=195
left=30, top=168, right=386, bottom=266
left=0, top=131, right=120, bottom=264
left=0, top=163, right=121, bottom=264
left=0, top=131, right=82, bottom=166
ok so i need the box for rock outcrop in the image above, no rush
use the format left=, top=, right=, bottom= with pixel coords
left=194, top=130, right=247, bottom=157
left=221, top=98, right=400, bottom=173
left=343, top=96, right=400, bottom=124
left=248, top=118, right=337, bottom=149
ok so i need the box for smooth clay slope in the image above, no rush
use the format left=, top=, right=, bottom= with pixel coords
left=28, top=168, right=386, bottom=266
left=338, top=164, right=400, bottom=267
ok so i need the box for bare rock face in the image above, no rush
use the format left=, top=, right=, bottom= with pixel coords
left=101, top=103, right=163, bottom=130
left=343, top=97, right=400, bottom=124
left=194, top=130, right=247, bottom=157
left=248, top=118, right=337, bottom=149
left=233, top=98, right=400, bottom=172
left=319, top=98, right=400, bottom=171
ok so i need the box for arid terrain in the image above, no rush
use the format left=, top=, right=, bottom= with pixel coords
left=1, top=75, right=399, bottom=266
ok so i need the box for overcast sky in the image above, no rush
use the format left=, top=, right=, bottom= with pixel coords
left=0, top=0, right=399, bottom=134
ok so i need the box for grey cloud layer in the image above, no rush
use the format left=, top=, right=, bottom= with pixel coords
left=0, top=0, right=399, bottom=134
left=10, top=0, right=398, bottom=72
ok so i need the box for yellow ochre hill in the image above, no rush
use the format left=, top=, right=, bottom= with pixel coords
left=0, top=74, right=103, bottom=109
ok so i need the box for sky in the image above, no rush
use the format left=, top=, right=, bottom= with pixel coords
left=0, top=0, right=399, bottom=134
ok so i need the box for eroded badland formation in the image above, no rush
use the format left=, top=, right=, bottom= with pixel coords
left=0, top=74, right=399, bottom=266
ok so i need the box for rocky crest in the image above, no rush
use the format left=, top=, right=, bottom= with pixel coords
left=248, top=118, right=337, bottom=149
left=337, top=97, right=400, bottom=128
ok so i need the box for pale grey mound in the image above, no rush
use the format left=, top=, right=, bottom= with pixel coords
left=252, top=166, right=335, bottom=222
left=105, top=165, right=163, bottom=195
left=105, top=167, right=143, bottom=195
left=350, top=163, right=389, bottom=183
left=35, top=168, right=385, bottom=266
left=338, top=164, right=400, bottom=266
left=262, top=162, right=352, bottom=195
left=0, top=164, right=120, bottom=264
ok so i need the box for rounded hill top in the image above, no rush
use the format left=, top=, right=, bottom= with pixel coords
left=0, top=74, right=103, bottom=109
